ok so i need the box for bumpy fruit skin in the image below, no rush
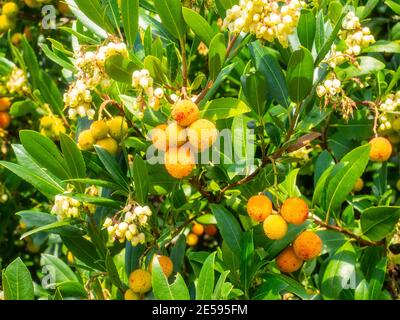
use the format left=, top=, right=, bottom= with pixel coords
left=164, top=147, right=195, bottom=179
left=369, top=137, right=392, bottom=162
left=276, top=247, right=303, bottom=273
left=263, top=215, right=288, bottom=240
left=247, top=195, right=273, bottom=222
left=353, top=178, right=364, bottom=193
left=171, top=100, right=199, bottom=127
left=191, top=223, right=205, bottom=236
left=0, top=15, right=12, bottom=33
left=204, top=225, right=218, bottom=237
left=0, top=97, right=11, bottom=111
left=151, top=124, right=168, bottom=151
left=151, top=255, right=174, bottom=278
left=2, top=2, right=19, bottom=18
left=128, top=269, right=152, bottom=294
left=165, top=122, right=187, bottom=148
left=96, top=137, right=119, bottom=155
left=90, top=120, right=109, bottom=140
left=281, top=198, right=309, bottom=225
left=78, top=130, right=95, bottom=151
left=124, top=289, right=141, bottom=300
left=293, top=231, right=323, bottom=261
left=186, top=233, right=199, bottom=246
left=0, top=112, right=11, bottom=129
left=187, top=119, right=218, bottom=152
left=107, top=116, right=128, bottom=140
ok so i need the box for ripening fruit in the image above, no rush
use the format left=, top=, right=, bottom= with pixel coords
left=187, top=119, right=218, bottom=152
left=128, top=269, right=152, bottom=294
left=2, top=2, right=19, bottom=18
left=0, top=112, right=11, bottom=129
left=263, top=215, right=288, bottom=240
left=90, top=120, right=109, bottom=140
left=151, top=255, right=174, bottom=278
left=165, top=122, right=187, bottom=148
left=107, top=116, right=128, bottom=140
left=281, top=198, right=309, bottom=225
left=204, top=225, right=218, bottom=237
left=96, top=137, right=119, bottom=156
left=353, top=178, right=364, bottom=193
left=186, top=233, right=199, bottom=246
left=171, top=100, right=199, bottom=127
left=293, top=231, right=323, bottom=261
left=124, top=289, right=141, bottom=300
left=78, top=130, right=95, bottom=151
left=276, top=247, right=303, bottom=273
left=57, top=0, right=71, bottom=15
left=191, top=223, right=205, bottom=236
left=151, top=124, right=168, bottom=151
left=0, top=15, right=13, bottom=33
left=392, top=118, right=400, bottom=132
left=0, top=97, right=11, bottom=111
left=67, top=251, right=75, bottom=264
left=164, top=147, right=195, bottom=179
left=247, top=195, right=273, bottom=222
left=369, top=137, right=392, bottom=162
left=11, top=32, right=22, bottom=45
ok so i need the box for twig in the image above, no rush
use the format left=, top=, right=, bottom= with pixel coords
left=194, top=80, right=213, bottom=105
left=180, top=37, right=189, bottom=98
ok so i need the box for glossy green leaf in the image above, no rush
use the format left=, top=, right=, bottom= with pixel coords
left=132, top=156, right=149, bottom=205
left=209, top=33, right=226, bottom=81
left=196, top=252, right=216, bottom=300
left=297, top=9, right=316, bottom=51
left=2, top=258, right=34, bottom=300
left=153, top=0, right=186, bottom=40
left=120, top=0, right=139, bottom=49
left=202, top=98, right=251, bottom=121
left=361, top=206, right=400, bottom=241
left=182, top=8, right=216, bottom=46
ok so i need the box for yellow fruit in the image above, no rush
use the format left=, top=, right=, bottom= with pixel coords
left=96, top=137, right=119, bottom=155
left=151, top=124, right=168, bottom=151
left=388, top=134, right=400, bottom=145
left=353, top=178, right=364, bottom=193
left=67, top=251, right=75, bottom=264
left=392, top=118, right=400, bottom=132
left=263, top=215, right=288, bottom=240
left=23, top=0, right=41, bottom=8
left=204, top=225, right=218, bottom=237
left=369, top=137, right=392, bottom=162
left=186, top=233, right=199, bottom=246
left=11, top=32, right=22, bottom=45
left=191, top=223, right=205, bottom=236
left=293, top=231, right=323, bottom=261
left=171, top=100, right=199, bottom=127
left=2, top=2, right=19, bottom=18
left=281, top=198, right=309, bottom=225
left=78, top=130, right=95, bottom=151
left=276, top=247, right=303, bottom=273
left=90, top=120, right=109, bottom=140
left=0, top=97, right=11, bottom=111
left=107, top=116, right=128, bottom=140
left=187, top=119, right=218, bottom=152
left=40, top=116, right=53, bottom=129
left=0, top=15, right=13, bottom=33
left=164, top=146, right=195, bottom=179
left=165, top=122, right=187, bottom=148
left=124, top=289, right=141, bottom=300
left=150, top=255, right=174, bottom=278
left=247, top=195, right=273, bottom=222
left=128, top=269, right=152, bottom=294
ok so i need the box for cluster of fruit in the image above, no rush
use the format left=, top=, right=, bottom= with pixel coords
left=39, top=113, right=66, bottom=141
left=77, top=116, right=128, bottom=156
left=0, top=2, right=18, bottom=33
left=125, top=255, right=173, bottom=300
left=0, top=97, right=11, bottom=130
left=186, top=222, right=218, bottom=247
left=247, top=194, right=322, bottom=273
left=150, top=99, right=218, bottom=179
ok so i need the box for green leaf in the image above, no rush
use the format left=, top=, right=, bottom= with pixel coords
left=286, top=48, right=314, bottom=103
left=386, top=0, right=400, bottom=15
left=170, top=235, right=186, bottom=274
left=208, top=33, right=226, bottom=81
left=315, top=10, right=325, bottom=53
left=335, top=56, right=386, bottom=80
left=152, top=258, right=190, bottom=300
left=297, top=9, right=316, bottom=51
left=105, top=54, right=138, bottom=84
left=2, top=258, right=34, bottom=300
left=22, top=37, right=40, bottom=89
left=105, top=253, right=123, bottom=290
left=210, top=204, right=243, bottom=254
left=355, top=279, right=370, bottom=300
left=10, top=99, right=38, bottom=117
left=39, top=43, right=76, bottom=71
left=132, top=156, right=149, bottom=205
left=20, top=220, right=72, bottom=240
left=196, top=252, right=216, bottom=300
left=202, top=98, right=251, bottom=121
left=241, top=72, right=267, bottom=118
left=182, top=8, right=215, bottom=46
left=153, top=0, right=186, bottom=40
left=240, top=231, right=254, bottom=293
left=120, top=0, right=139, bottom=49
left=41, top=254, right=80, bottom=284
left=249, top=41, right=290, bottom=108
left=361, top=0, right=380, bottom=19
left=73, top=0, right=115, bottom=33
left=212, top=270, right=231, bottom=300
left=321, top=242, right=356, bottom=300
left=125, top=243, right=145, bottom=276
left=361, top=206, right=400, bottom=241
left=369, top=257, right=387, bottom=299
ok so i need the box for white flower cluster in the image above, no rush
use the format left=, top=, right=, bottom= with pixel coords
left=131, top=69, right=165, bottom=118
left=64, top=42, right=128, bottom=120
left=223, top=0, right=305, bottom=48
left=316, top=76, right=342, bottom=98
left=103, top=204, right=152, bottom=246
left=51, top=195, right=82, bottom=220
left=378, top=92, right=400, bottom=131
left=6, top=68, right=29, bottom=95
